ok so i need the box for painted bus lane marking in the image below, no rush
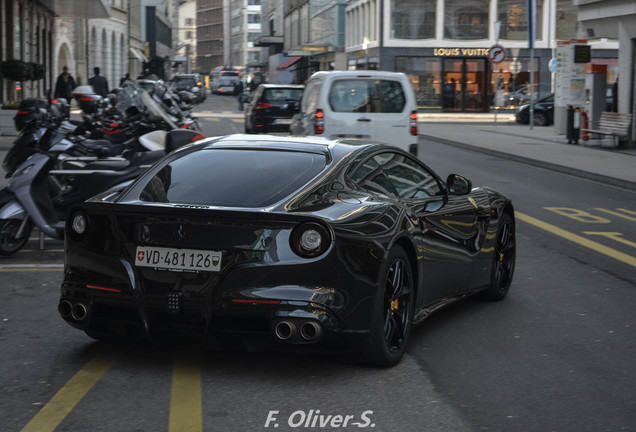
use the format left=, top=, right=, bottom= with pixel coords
left=169, top=351, right=203, bottom=432
left=516, top=210, right=636, bottom=268
left=20, top=348, right=119, bottom=432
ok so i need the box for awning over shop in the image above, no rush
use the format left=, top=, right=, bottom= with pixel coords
left=277, top=57, right=301, bottom=71
left=130, top=47, right=149, bottom=63
left=40, top=0, right=110, bottom=18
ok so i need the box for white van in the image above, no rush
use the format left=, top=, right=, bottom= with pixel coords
left=290, top=71, right=419, bottom=154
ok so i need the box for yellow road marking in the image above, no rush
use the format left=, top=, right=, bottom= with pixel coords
left=583, top=232, right=636, bottom=249
left=169, top=352, right=202, bottom=432
left=0, top=268, right=63, bottom=272
left=20, top=348, right=119, bottom=432
left=516, top=211, right=636, bottom=268
left=595, top=208, right=636, bottom=222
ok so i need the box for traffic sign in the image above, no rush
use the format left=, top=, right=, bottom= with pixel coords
left=488, top=44, right=506, bottom=64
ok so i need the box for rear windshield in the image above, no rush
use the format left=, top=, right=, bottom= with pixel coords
left=262, top=88, right=303, bottom=103
left=136, top=149, right=327, bottom=207
left=173, top=78, right=197, bottom=88
left=328, top=79, right=406, bottom=113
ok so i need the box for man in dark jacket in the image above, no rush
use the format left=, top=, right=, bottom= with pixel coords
left=89, top=67, right=109, bottom=97
left=54, top=66, right=75, bottom=100
left=236, top=80, right=245, bottom=111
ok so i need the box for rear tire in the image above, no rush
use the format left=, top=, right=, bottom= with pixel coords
left=479, top=213, right=515, bottom=301
left=533, top=112, right=548, bottom=126
left=0, top=219, right=33, bottom=256
left=358, top=246, right=414, bottom=367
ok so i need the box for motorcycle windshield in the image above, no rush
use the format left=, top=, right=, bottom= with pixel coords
left=117, top=81, right=178, bottom=129
left=114, top=82, right=146, bottom=117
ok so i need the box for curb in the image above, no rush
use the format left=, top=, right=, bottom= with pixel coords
left=420, top=133, right=636, bottom=192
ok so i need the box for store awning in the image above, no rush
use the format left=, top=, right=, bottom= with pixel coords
left=277, top=56, right=302, bottom=71
left=40, top=0, right=110, bottom=18
left=130, top=47, right=148, bottom=63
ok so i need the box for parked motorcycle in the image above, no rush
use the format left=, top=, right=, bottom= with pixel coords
left=2, top=82, right=197, bottom=178
left=0, top=128, right=202, bottom=256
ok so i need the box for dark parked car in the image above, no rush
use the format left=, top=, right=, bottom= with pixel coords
left=244, top=84, right=304, bottom=133
left=171, top=73, right=206, bottom=104
left=515, top=93, right=554, bottom=126
left=59, top=135, right=516, bottom=366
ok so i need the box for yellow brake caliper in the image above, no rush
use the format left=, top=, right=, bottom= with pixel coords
left=390, top=299, right=399, bottom=311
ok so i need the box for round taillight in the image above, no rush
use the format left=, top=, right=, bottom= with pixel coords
left=290, top=222, right=331, bottom=258
left=71, top=213, right=87, bottom=234
left=300, top=229, right=322, bottom=251
left=68, top=209, right=90, bottom=243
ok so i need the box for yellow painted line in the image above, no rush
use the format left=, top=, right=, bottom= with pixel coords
left=516, top=211, right=636, bottom=268
left=595, top=208, right=636, bottom=222
left=21, top=348, right=119, bottom=432
left=0, top=267, right=63, bottom=272
left=169, top=352, right=202, bottom=432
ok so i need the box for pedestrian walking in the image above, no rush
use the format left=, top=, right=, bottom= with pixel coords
left=236, top=80, right=245, bottom=111
left=89, top=67, right=109, bottom=97
left=54, top=66, right=75, bottom=101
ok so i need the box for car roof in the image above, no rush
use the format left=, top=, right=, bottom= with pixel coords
left=309, top=70, right=409, bottom=81
left=258, top=84, right=304, bottom=89
left=191, top=134, right=384, bottom=163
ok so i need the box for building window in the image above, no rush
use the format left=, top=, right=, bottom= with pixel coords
left=498, top=0, right=543, bottom=41
left=248, top=14, right=261, bottom=24
left=444, top=0, right=489, bottom=40
left=186, top=31, right=193, bottom=39
left=185, top=18, right=193, bottom=26
left=555, top=0, right=577, bottom=40
left=391, top=0, right=435, bottom=40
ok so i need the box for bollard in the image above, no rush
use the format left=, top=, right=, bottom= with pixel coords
left=581, top=110, right=590, bottom=140
left=573, top=107, right=581, bottom=144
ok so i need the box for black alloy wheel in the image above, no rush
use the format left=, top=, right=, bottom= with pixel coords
left=359, top=246, right=414, bottom=367
left=533, top=111, right=548, bottom=126
left=0, top=219, right=33, bottom=256
left=480, top=213, right=516, bottom=301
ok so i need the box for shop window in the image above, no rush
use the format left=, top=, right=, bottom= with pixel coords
left=444, top=0, right=488, bottom=40
left=391, top=0, right=436, bottom=40
left=498, top=0, right=543, bottom=41
left=396, top=57, right=442, bottom=109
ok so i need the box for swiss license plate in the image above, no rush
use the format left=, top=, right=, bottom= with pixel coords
left=273, top=119, right=292, bottom=125
left=135, top=246, right=222, bottom=272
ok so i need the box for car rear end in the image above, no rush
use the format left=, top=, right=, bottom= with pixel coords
left=59, top=142, right=380, bottom=350
left=249, top=86, right=304, bottom=132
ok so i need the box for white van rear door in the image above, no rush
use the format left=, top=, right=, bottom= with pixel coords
left=323, top=77, right=413, bottom=148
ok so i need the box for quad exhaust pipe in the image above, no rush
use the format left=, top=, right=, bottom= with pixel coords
left=59, top=300, right=91, bottom=322
left=274, top=320, right=322, bottom=343
left=274, top=320, right=296, bottom=340
left=300, top=321, right=322, bottom=341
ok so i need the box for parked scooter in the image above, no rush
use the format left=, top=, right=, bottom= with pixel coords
left=0, top=129, right=202, bottom=256
left=2, top=82, right=196, bottom=178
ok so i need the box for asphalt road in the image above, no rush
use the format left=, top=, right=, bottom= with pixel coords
left=1, top=94, right=635, bottom=432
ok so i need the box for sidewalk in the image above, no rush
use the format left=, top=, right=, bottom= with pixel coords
left=1, top=112, right=634, bottom=192
left=417, top=113, right=636, bottom=192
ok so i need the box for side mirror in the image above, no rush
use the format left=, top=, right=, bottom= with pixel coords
left=446, top=174, right=472, bottom=195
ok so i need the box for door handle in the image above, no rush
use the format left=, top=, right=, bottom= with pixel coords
left=357, top=118, right=371, bottom=122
